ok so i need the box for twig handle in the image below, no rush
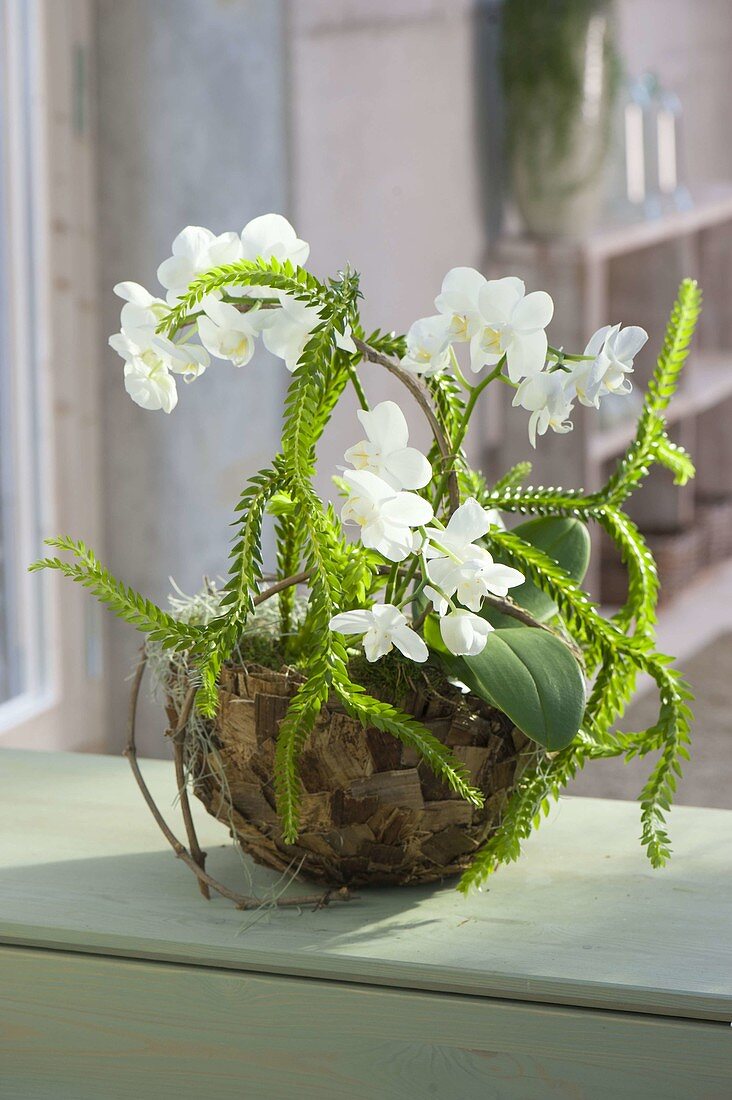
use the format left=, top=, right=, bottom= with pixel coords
left=124, top=654, right=355, bottom=911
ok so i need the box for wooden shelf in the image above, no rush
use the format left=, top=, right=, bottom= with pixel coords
left=491, top=188, right=732, bottom=593
left=589, top=352, right=732, bottom=463
left=497, top=186, right=732, bottom=263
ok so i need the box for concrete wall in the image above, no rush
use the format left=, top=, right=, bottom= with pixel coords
left=289, top=0, right=499, bottom=484
left=96, top=0, right=290, bottom=752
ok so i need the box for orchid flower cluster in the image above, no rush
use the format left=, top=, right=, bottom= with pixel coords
left=37, top=210, right=701, bottom=888
left=400, top=267, right=648, bottom=446
left=109, top=215, right=647, bottom=452
left=333, top=401, right=524, bottom=661
left=109, top=214, right=354, bottom=414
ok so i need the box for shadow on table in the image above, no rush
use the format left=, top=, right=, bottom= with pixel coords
left=1, top=805, right=729, bottom=989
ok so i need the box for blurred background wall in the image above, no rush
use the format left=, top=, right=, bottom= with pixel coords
left=96, top=0, right=292, bottom=748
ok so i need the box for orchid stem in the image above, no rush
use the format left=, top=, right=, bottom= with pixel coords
left=347, top=363, right=370, bottom=411
left=452, top=358, right=505, bottom=453
left=384, top=562, right=400, bottom=605
left=548, top=345, right=594, bottom=363
left=449, top=347, right=471, bottom=392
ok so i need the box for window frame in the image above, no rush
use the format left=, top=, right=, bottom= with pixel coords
left=0, top=0, right=106, bottom=750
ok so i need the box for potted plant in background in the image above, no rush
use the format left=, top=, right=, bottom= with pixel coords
left=503, top=0, right=620, bottom=238
left=32, top=214, right=699, bottom=906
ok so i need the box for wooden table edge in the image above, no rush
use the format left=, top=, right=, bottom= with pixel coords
left=2, top=929, right=729, bottom=1025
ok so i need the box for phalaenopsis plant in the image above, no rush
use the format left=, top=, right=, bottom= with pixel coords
left=32, top=214, right=700, bottom=891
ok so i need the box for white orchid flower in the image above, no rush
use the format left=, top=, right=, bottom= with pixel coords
left=427, top=556, right=525, bottom=615
left=341, top=469, right=433, bottom=562
left=513, top=372, right=575, bottom=448
left=434, top=266, right=487, bottom=341
left=110, top=318, right=208, bottom=407
left=561, top=357, right=607, bottom=409
left=439, top=608, right=492, bottom=657
left=240, top=213, right=310, bottom=268
left=157, top=225, right=242, bottom=305
left=470, top=277, right=554, bottom=381
left=262, top=293, right=354, bottom=368
left=114, top=281, right=169, bottom=334
left=109, top=331, right=178, bottom=413
left=329, top=603, right=428, bottom=664
left=164, top=338, right=210, bottom=382
left=262, top=294, right=322, bottom=370
left=344, top=400, right=432, bottom=491
left=123, top=357, right=178, bottom=414
left=400, top=314, right=453, bottom=376
left=582, top=323, right=648, bottom=401
left=197, top=297, right=272, bottom=367
left=226, top=213, right=312, bottom=303
left=423, top=499, right=524, bottom=612
left=423, top=498, right=495, bottom=561
left=113, top=281, right=209, bottom=382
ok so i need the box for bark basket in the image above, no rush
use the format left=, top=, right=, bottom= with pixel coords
left=177, top=663, right=541, bottom=888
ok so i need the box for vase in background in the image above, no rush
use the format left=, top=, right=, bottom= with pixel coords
left=502, top=0, right=619, bottom=239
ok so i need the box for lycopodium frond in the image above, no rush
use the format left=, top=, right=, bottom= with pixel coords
left=30, top=537, right=198, bottom=650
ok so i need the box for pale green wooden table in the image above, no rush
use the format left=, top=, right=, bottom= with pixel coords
left=0, top=749, right=731, bottom=1099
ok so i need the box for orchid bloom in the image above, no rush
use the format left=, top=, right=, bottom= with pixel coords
left=164, top=339, right=210, bottom=382
left=341, top=469, right=433, bottom=562
left=344, top=401, right=432, bottom=491
left=240, top=213, right=310, bottom=267
left=470, top=277, right=554, bottom=381
left=329, top=603, right=428, bottom=663
left=561, top=357, right=607, bottom=410
left=439, top=608, right=492, bottom=657
left=263, top=292, right=355, bottom=368
left=423, top=499, right=524, bottom=612
left=223, top=214, right=313, bottom=303
left=262, top=295, right=322, bottom=370
left=156, top=226, right=242, bottom=305
left=114, top=281, right=169, bottom=334
left=109, top=331, right=179, bottom=414
left=434, top=266, right=487, bottom=341
left=197, top=297, right=273, bottom=367
left=513, top=372, right=575, bottom=448
left=113, top=281, right=209, bottom=382
left=400, top=315, right=453, bottom=376
left=583, top=323, right=648, bottom=399
left=426, top=556, right=525, bottom=615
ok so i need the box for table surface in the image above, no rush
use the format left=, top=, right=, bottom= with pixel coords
left=1, top=748, right=731, bottom=1022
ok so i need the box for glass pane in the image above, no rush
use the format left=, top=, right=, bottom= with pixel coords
left=0, top=15, right=15, bottom=704
left=0, top=0, right=45, bottom=707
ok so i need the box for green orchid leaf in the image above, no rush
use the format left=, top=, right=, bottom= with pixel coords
left=423, top=610, right=450, bottom=656
left=484, top=516, right=591, bottom=627
left=451, top=627, right=586, bottom=750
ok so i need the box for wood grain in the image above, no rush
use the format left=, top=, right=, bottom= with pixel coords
left=1, top=749, right=731, bottom=1022
left=2, top=946, right=731, bottom=1100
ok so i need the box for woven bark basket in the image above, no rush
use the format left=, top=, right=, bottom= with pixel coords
left=178, top=663, right=541, bottom=888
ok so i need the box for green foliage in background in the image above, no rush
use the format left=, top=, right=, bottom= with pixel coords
left=502, top=0, right=620, bottom=190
